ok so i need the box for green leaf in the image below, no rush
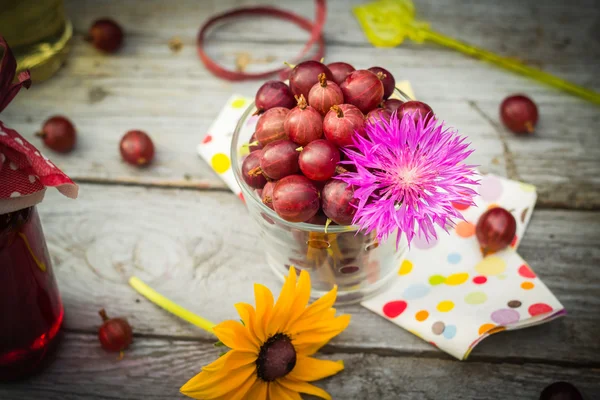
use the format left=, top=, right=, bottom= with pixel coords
left=214, top=340, right=226, bottom=348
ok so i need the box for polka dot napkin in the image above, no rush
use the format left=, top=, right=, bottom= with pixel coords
left=361, top=174, right=566, bottom=360
left=197, top=95, right=253, bottom=202
left=0, top=121, right=78, bottom=214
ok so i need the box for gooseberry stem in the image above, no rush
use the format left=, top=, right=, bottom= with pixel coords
left=99, top=308, right=110, bottom=322
left=128, top=276, right=217, bottom=335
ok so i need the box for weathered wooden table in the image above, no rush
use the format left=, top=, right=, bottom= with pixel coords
left=2, top=0, right=599, bottom=398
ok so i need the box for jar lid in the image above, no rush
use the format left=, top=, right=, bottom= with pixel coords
left=0, top=36, right=77, bottom=214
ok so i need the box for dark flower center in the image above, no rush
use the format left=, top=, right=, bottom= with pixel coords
left=256, top=333, right=296, bottom=382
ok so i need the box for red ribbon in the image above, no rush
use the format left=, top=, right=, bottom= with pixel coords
left=197, top=1, right=327, bottom=81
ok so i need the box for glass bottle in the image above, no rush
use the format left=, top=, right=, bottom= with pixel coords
left=0, top=206, right=63, bottom=381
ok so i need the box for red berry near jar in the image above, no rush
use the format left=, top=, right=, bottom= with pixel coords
left=98, top=309, right=133, bottom=353
left=37, top=115, right=76, bottom=153
left=500, top=94, right=538, bottom=134
left=87, top=19, right=124, bottom=53
left=298, top=139, right=340, bottom=181
left=119, top=130, right=154, bottom=166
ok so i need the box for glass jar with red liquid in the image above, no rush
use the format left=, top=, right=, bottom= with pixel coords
left=0, top=205, right=63, bottom=381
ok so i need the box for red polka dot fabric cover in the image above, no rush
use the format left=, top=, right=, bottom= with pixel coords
left=0, top=122, right=78, bottom=214
left=361, top=174, right=565, bottom=360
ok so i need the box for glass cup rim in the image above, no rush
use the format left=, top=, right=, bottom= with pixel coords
left=231, top=87, right=413, bottom=233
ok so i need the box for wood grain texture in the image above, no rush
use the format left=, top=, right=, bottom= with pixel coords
left=1, top=0, right=598, bottom=208
left=0, top=333, right=599, bottom=400
left=38, top=184, right=600, bottom=365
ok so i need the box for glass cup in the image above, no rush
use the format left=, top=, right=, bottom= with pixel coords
left=0, top=206, right=63, bottom=380
left=231, top=89, right=411, bottom=304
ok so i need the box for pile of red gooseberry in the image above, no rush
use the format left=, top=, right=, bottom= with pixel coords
left=241, top=60, right=434, bottom=226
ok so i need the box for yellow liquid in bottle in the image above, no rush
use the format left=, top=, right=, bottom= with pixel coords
left=0, top=0, right=72, bottom=82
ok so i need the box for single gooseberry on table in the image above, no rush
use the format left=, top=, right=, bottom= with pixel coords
left=98, top=309, right=133, bottom=353
left=476, top=207, right=517, bottom=254
left=284, top=95, right=323, bottom=146
left=241, top=150, right=267, bottom=189
left=36, top=115, right=76, bottom=153
left=340, top=69, right=384, bottom=113
left=254, top=80, right=296, bottom=114
left=308, top=73, right=344, bottom=116
left=326, top=62, right=355, bottom=86
left=323, top=104, right=365, bottom=147
left=259, top=139, right=300, bottom=180
left=368, top=66, right=395, bottom=100
left=321, top=180, right=358, bottom=225
left=87, top=19, right=124, bottom=53
left=397, top=100, right=435, bottom=124
left=500, top=94, right=538, bottom=134
left=255, top=107, right=289, bottom=146
left=298, top=139, right=340, bottom=182
left=119, top=130, right=154, bottom=166
left=287, top=60, right=334, bottom=100
left=272, top=175, right=320, bottom=223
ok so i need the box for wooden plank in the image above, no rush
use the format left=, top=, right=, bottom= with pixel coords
left=3, top=35, right=599, bottom=207
left=37, top=184, right=600, bottom=364
left=2, top=0, right=598, bottom=206
left=0, top=333, right=598, bottom=400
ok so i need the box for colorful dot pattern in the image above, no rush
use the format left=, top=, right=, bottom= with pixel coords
left=361, top=173, right=565, bottom=361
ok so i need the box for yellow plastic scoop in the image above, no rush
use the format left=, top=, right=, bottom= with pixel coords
left=354, top=0, right=600, bottom=105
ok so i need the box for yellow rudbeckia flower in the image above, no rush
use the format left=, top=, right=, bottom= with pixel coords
left=180, top=268, right=351, bottom=400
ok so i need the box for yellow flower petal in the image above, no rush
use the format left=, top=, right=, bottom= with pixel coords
left=288, top=357, right=344, bottom=382
left=279, top=378, right=332, bottom=400
left=201, top=350, right=256, bottom=372
left=296, top=285, right=337, bottom=323
left=283, top=271, right=312, bottom=331
left=234, top=302, right=264, bottom=345
left=180, top=363, right=255, bottom=399
left=254, top=283, right=274, bottom=339
left=294, top=314, right=351, bottom=336
left=293, top=315, right=351, bottom=355
left=269, top=381, right=302, bottom=400
left=245, top=380, right=268, bottom=399
left=224, top=373, right=257, bottom=400
left=266, top=268, right=298, bottom=336
left=213, top=320, right=259, bottom=353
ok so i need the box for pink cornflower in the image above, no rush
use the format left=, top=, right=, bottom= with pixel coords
left=338, top=110, right=478, bottom=247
